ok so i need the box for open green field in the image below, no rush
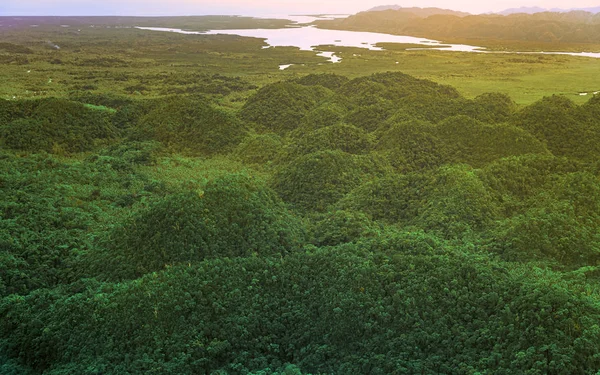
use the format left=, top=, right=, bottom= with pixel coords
left=1, top=23, right=600, bottom=105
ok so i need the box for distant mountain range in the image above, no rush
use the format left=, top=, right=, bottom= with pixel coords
left=316, top=6, right=600, bottom=44
left=367, top=4, right=600, bottom=16
left=366, top=5, right=470, bottom=17
left=498, top=6, right=600, bottom=15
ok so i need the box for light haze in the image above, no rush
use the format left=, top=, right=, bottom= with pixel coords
left=2, top=0, right=600, bottom=16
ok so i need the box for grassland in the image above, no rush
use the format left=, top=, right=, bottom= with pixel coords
left=1, top=19, right=600, bottom=106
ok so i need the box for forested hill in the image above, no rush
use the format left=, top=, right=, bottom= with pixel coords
left=315, top=9, right=600, bottom=44
left=365, top=6, right=470, bottom=17
left=3, top=71, right=600, bottom=373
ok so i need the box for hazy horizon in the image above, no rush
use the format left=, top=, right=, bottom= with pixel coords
left=2, top=0, right=600, bottom=17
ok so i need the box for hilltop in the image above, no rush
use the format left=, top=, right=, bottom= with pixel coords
left=315, top=9, right=600, bottom=44
left=366, top=5, right=470, bottom=17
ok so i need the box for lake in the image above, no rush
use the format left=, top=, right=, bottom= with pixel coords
left=136, top=18, right=600, bottom=65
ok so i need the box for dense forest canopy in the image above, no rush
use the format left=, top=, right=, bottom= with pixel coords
left=2, top=68, right=600, bottom=373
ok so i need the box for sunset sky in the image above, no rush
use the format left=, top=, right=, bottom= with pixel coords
left=1, top=0, right=599, bottom=16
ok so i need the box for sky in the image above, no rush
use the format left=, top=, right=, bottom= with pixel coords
left=2, top=0, right=600, bottom=17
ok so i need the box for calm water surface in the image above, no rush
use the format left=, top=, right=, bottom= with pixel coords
left=136, top=17, right=600, bottom=65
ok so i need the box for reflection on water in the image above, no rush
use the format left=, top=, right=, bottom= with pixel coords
left=316, top=51, right=341, bottom=63
left=165, top=25, right=467, bottom=52
left=136, top=23, right=600, bottom=68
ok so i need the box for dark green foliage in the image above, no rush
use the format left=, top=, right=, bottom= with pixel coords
left=489, top=172, right=600, bottom=266
left=309, top=210, right=382, bottom=246
left=415, top=165, right=500, bottom=237
left=0, top=98, right=118, bottom=153
left=471, top=92, right=517, bottom=123
left=100, top=173, right=304, bottom=279
left=232, top=133, right=285, bottom=166
left=159, top=73, right=258, bottom=95
left=271, top=150, right=391, bottom=212
left=88, top=141, right=162, bottom=172
left=286, top=123, right=373, bottom=158
left=136, top=96, right=245, bottom=155
left=298, top=102, right=348, bottom=131
left=240, top=82, right=332, bottom=134
left=0, top=151, right=163, bottom=297
left=511, top=95, right=600, bottom=160
left=393, top=94, right=472, bottom=124
left=494, top=202, right=600, bottom=265
left=338, top=171, right=437, bottom=224
left=344, top=98, right=398, bottom=131
left=478, top=154, right=583, bottom=215
left=293, top=73, right=349, bottom=90
left=4, top=71, right=600, bottom=375
left=3, top=247, right=600, bottom=374
left=0, top=99, right=23, bottom=126
left=375, top=119, right=448, bottom=172
left=338, top=71, right=461, bottom=103
left=340, top=165, right=499, bottom=237
left=435, top=115, right=549, bottom=167
left=336, top=72, right=466, bottom=130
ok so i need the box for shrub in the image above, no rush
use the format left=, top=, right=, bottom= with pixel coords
left=434, top=115, right=549, bottom=167
left=375, top=119, right=448, bottom=172
left=102, top=173, right=305, bottom=278
left=271, top=150, right=390, bottom=212
left=512, top=95, right=600, bottom=160
left=286, top=123, right=373, bottom=158
left=1, top=98, right=118, bottom=153
left=136, top=96, right=245, bottom=155
left=294, top=73, right=349, bottom=90
left=240, top=82, right=331, bottom=134
left=233, top=133, right=285, bottom=166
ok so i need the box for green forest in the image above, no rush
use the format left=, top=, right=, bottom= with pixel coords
left=2, top=69, right=600, bottom=374
left=2, top=15, right=600, bottom=375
